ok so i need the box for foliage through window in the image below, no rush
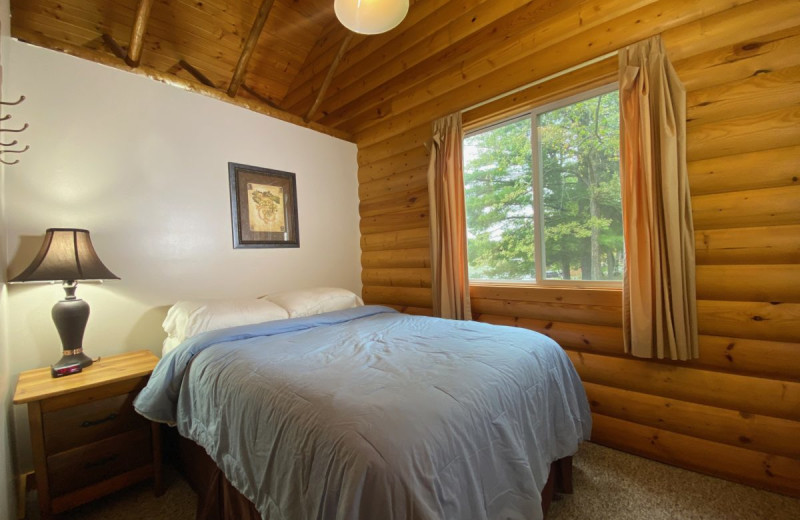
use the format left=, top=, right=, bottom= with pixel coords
left=464, top=85, right=623, bottom=283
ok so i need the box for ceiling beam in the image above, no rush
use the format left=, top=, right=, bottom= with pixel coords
left=179, top=59, right=216, bottom=88
left=305, top=32, right=354, bottom=122
left=101, top=33, right=126, bottom=61
left=14, top=28, right=353, bottom=142
left=227, top=0, right=276, bottom=98
left=126, top=0, right=154, bottom=67
left=242, top=84, right=280, bottom=110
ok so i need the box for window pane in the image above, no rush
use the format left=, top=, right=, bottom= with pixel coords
left=538, top=91, right=622, bottom=281
left=464, top=118, right=535, bottom=281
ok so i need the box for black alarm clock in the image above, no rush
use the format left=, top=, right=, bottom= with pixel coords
left=51, top=362, right=83, bottom=378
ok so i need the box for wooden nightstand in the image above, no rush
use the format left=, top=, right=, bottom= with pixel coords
left=13, top=350, right=163, bottom=519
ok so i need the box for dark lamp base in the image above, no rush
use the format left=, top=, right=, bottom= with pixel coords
left=54, top=351, right=94, bottom=370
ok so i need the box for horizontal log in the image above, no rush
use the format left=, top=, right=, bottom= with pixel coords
left=686, top=104, right=800, bottom=162
left=359, top=207, right=430, bottom=235
left=362, top=285, right=432, bottom=308
left=362, top=248, right=431, bottom=268
left=474, top=314, right=624, bottom=355
left=687, top=65, right=800, bottom=128
left=383, top=304, right=434, bottom=317
left=566, top=350, right=800, bottom=421
left=675, top=25, right=800, bottom=92
left=694, top=335, right=800, bottom=381
left=590, top=414, right=800, bottom=497
left=661, top=0, right=800, bottom=63
left=695, top=265, right=800, bottom=303
left=584, top=382, right=800, bottom=458
left=469, top=284, right=622, bottom=307
left=692, top=185, right=800, bottom=230
left=361, top=268, right=432, bottom=288
left=357, top=122, right=432, bottom=167
left=359, top=186, right=429, bottom=218
left=695, top=224, right=800, bottom=265
left=360, top=228, right=430, bottom=252
left=697, top=300, right=800, bottom=343
left=688, top=145, right=800, bottom=196
left=358, top=147, right=430, bottom=184
left=358, top=166, right=428, bottom=201
left=470, top=297, right=622, bottom=327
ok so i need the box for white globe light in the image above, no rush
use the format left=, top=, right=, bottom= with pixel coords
left=334, top=0, right=410, bottom=35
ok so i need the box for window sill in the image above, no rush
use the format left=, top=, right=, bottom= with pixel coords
left=469, top=280, right=622, bottom=291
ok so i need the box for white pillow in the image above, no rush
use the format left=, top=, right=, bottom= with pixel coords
left=261, top=287, right=363, bottom=318
left=162, top=298, right=289, bottom=349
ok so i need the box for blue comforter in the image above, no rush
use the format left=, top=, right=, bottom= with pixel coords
left=135, top=305, right=591, bottom=520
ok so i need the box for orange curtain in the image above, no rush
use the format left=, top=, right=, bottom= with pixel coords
left=619, top=35, right=698, bottom=360
left=427, top=113, right=472, bottom=320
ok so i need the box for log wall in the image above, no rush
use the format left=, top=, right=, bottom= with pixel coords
left=356, top=0, right=800, bottom=496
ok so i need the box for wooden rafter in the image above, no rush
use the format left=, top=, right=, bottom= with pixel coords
left=179, top=59, right=216, bottom=88
left=305, top=32, right=354, bottom=122
left=101, top=33, right=126, bottom=60
left=13, top=29, right=353, bottom=142
left=242, top=84, right=280, bottom=109
left=227, top=0, right=276, bottom=97
left=126, top=0, right=154, bottom=67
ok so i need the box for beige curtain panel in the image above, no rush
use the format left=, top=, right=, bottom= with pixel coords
left=427, top=112, right=472, bottom=320
left=619, top=35, right=699, bottom=361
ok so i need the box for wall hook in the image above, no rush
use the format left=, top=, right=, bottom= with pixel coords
left=0, top=140, right=18, bottom=147
left=0, top=158, right=19, bottom=165
left=0, top=95, right=25, bottom=106
left=0, top=145, right=29, bottom=154
left=0, top=123, right=28, bottom=133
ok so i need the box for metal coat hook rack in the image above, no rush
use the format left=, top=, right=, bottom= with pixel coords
left=0, top=95, right=29, bottom=165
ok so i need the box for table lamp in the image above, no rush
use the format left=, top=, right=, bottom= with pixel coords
left=9, top=228, right=119, bottom=373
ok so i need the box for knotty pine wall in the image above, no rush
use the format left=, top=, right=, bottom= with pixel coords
left=356, top=0, right=800, bottom=496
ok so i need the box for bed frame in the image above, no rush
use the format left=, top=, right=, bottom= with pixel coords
left=178, top=434, right=574, bottom=520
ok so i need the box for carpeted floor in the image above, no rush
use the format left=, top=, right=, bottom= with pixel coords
left=25, top=442, right=800, bottom=519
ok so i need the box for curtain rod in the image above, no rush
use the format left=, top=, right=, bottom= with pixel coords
left=463, top=50, right=619, bottom=115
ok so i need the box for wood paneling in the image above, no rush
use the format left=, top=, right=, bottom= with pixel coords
left=687, top=145, right=800, bottom=196
left=584, top=382, right=800, bottom=458
left=695, top=225, right=800, bottom=265
left=591, top=414, right=800, bottom=496
left=356, top=1, right=800, bottom=497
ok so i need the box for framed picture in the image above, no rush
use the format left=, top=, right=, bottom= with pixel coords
left=228, top=162, right=299, bottom=248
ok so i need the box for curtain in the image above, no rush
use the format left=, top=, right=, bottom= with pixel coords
left=619, top=35, right=698, bottom=360
left=427, top=112, right=472, bottom=320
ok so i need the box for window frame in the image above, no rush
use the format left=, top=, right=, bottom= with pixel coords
left=463, top=82, right=622, bottom=289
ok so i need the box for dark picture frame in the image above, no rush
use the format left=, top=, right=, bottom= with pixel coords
left=228, top=162, right=299, bottom=248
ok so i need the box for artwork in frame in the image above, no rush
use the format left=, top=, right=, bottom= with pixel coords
left=228, top=162, right=300, bottom=248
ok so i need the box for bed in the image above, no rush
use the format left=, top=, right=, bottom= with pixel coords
left=135, top=303, right=592, bottom=520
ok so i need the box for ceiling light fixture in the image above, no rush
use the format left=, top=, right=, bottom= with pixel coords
left=334, top=0, right=409, bottom=35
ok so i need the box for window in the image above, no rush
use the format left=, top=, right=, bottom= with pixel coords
left=463, top=84, right=622, bottom=284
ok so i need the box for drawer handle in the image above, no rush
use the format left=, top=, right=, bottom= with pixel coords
left=81, top=413, right=118, bottom=428
left=84, top=454, right=118, bottom=469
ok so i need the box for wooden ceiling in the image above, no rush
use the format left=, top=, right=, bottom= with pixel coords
left=9, top=0, right=646, bottom=142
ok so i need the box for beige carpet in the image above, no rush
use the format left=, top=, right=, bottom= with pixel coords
left=548, top=443, right=800, bottom=520
left=26, top=443, right=800, bottom=519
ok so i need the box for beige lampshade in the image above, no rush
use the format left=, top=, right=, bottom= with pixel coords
left=9, top=228, right=119, bottom=282
left=334, top=0, right=409, bottom=35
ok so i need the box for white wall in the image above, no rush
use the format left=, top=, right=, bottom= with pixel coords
left=1, top=0, right=16, bottom=517
left=4, top=40, right=361, bottom=472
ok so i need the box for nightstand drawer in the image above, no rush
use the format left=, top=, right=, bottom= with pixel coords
left=42, top=391, right=148, bottom=453
left=47, top=427, right=152, bottom=496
